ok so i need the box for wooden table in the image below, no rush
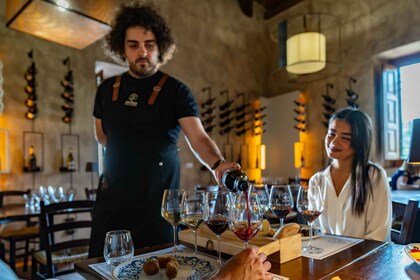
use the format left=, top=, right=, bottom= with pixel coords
left=75, top=239, right=416, bottom=280
left=0, top=204, right=40, bottom=224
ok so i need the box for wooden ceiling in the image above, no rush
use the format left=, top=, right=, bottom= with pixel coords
left=238, top=0, right=304, bottom=19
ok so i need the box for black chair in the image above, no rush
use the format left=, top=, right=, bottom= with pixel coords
left=84, top=188, right=97, bottom=200
left=391, top=199, right=419, bottom=245
left=31, top=200, right=94, bottom=279
left=0, top=189, right=39, bottom=272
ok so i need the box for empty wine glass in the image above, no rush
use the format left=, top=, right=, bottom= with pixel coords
left=297, top=185, right=325, bottom=254
left=181, top=190, right=205, bottom=254
left=269, top=185, right=294, bottom=229
left=48, top=186, right=65, bottom=202
left=161, top=189, right=183, bottom=253
left=229, top=192, right=263, bottom=249
left=103, top=230, right=134, bottom=266
left=204, top=191, right=230, bottom=265
left=251, top=183, right=279, bottom=227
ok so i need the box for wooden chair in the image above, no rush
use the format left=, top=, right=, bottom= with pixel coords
left=0, top=189, right=39, bottom=272
left=84, top=188, right=97, bottom=200
left=31, top=200, right=94, bottom=279
left=391, top=199, right=419, bottom=245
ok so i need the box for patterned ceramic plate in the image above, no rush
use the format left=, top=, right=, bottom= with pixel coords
left=404, top=243, right=420, bottom=265
left=113, top=252, right=219, bottom=280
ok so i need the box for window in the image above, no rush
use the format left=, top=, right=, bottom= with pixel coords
left=380, top=53, right=420, bottom=160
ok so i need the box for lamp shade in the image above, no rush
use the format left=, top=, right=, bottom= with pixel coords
left=286, top=32, right=326, bottom=74
left=407, top=118, right=420, bottom=164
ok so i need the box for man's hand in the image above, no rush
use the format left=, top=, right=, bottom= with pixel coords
left=213, top=161, right=241, bottom=189
left=212, top=246, right=273, bottom=280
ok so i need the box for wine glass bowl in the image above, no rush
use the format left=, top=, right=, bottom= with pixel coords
left=229, top=192, right=263, bottom=249
left=181, top=190, right=205, bottom=254
left=269, top=185, right=294, bottom=228
left=161, top=189, right=183, bottom=253
left=297, top=185, right=325, bottom=254
left=204, top=191, right=230, bottom=265
left=103, top=230, right=134, bottom=266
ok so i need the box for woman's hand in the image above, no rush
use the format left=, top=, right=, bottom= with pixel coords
left=212, top=246, right=273, bottom=280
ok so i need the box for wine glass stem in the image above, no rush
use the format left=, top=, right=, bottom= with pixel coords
left=217, top=235, right=222, bottom=265
left=173, top=225, right=177, bottom=252
left=308, top=222, right=313, bottom=248
left=244, top=240, right=248, bottom=249
left=280, top=217, right=284, bottom=228
left=193, top=230, right=197, bottom=254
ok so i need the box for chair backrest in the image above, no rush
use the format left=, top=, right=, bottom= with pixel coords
left=39, top=200, right=94, bottom=273
left=84, top=188, right=97, bottom=200
left=391, top=199, right=419, bottom=244
left=0, top=189, right=31, bottom=207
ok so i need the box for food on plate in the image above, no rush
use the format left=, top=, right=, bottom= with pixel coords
left=157, top=256, right=174, bottom=269
left=410, top=247, right=420, bottom=261
left=273, top=222, right=300, bottom=239
left=143, top=258, right=159, bottom=275
left=300, top=225, right=323, bottom=237
left=165, top=259, right=180, bottom=279
left=257, top=219, right=272, bottom=237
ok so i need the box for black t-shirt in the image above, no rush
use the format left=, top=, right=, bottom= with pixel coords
left=93, top=71, right=198, bottom=144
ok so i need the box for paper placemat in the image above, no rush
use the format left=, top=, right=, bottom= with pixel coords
left=301, top=234, right=363, bottom=260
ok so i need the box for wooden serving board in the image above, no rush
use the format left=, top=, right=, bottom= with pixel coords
left=179, top=226, right=301, bottom=264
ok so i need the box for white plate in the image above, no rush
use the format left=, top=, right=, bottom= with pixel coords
left=113, top=252, right=219, bottom=280
left=404, top=243, right=420, bottom=265
left=300, top=225, right=325, bottom=241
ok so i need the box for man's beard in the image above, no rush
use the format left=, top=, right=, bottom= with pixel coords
left=129, top=58, right=157, bottom=78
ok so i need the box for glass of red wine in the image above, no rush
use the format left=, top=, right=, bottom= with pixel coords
left=204, top=191, right=230, bottom=265
left=268, top=185, right=294, bottom=229
left=181, top=190, right=205, bottom=254
left=297, top=185, right=325, bottom=254
left=161, top=189, right=183, bottom=253
left=229, top=192, right=263, bottom=249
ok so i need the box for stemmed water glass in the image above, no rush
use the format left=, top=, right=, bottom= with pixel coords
left=229, top=192, right=263, bottom=249
left=161, top=189, right=183, bottom=253
left=181, top=190, right=205, bottom=254
left=204, top=191, right=230, bottom=265
left=103, top=230, right=134, bottom=266
left=297, top=185, right=325, bottom=254
left=269, top=185, right=294, bottom=229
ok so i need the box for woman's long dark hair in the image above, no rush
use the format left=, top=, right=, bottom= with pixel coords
left=324, top=108, right=379, bottom=216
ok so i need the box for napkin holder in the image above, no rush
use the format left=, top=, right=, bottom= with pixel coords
left=179, top=226, right=301, bottom=264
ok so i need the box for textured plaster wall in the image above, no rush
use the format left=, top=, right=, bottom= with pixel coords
left=0, top=0, right=268, bottom=193
left=264, top=0, right=420, bottom=178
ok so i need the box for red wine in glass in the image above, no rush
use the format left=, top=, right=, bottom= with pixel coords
left=269, top=185, right=294, bottom=228
left=206, top=217, right=229, bottom=236
left=272, top=205, right=292, bottom=220
left=300, top=210, right=322, bottom=223
left=232, top=223, right=260, bottom=241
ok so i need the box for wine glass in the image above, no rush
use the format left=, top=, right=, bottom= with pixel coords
left=269, top=185, right=294, bottom=229
left=204, top=191, right=230, bottom=265
left=103, top=230, right=134, bottom=266
left=251, top=184, right=279, bottom=227
left=161, top=189, right=183, bottom=253
left=181, top=190, right=205, bottom=254
left=297, top=185, right=325, bottom=254
left=229, top=192, right=263, bottom=249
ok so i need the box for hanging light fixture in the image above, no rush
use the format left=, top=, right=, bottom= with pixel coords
left=286, top=14, right=326, bottom=74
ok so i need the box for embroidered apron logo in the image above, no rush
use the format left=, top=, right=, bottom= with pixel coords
left=125, top=93, right=138, bottom=107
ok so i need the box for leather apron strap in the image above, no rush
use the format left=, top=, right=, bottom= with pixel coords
left=112, top=74, right=169, bottom=105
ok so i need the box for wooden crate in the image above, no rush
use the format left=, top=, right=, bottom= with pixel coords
left=179, top=226, right=301, bottom=264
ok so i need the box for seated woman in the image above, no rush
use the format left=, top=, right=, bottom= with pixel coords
left=390, top=160, right=420, bottom=190
left=310, top=108, right=392, bottom=242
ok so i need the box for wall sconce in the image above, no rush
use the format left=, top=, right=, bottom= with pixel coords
left=0, top=129, right=10, bottom=174
left=294, top=141, right=305, bottom=168
left=286, top=15, right=326, bottom=74
left=407, top=118, right=420, bottom=164
left=257, top=144, right=266, bottom=170
left=5, top=0, right=111, bottom=49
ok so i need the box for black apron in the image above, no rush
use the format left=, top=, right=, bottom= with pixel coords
left=89, top=74, right=179, bottom=257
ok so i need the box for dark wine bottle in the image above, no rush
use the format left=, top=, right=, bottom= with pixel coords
left=28, top=145, right=37, bottom=171
left=222, top=169, right=249, bottom=192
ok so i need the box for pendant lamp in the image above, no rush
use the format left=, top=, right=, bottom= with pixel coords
left=286, top=14, right=326, bottom=75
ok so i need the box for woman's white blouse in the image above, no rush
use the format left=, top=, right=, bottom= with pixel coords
left=310, top=164, right=392, bottom=242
